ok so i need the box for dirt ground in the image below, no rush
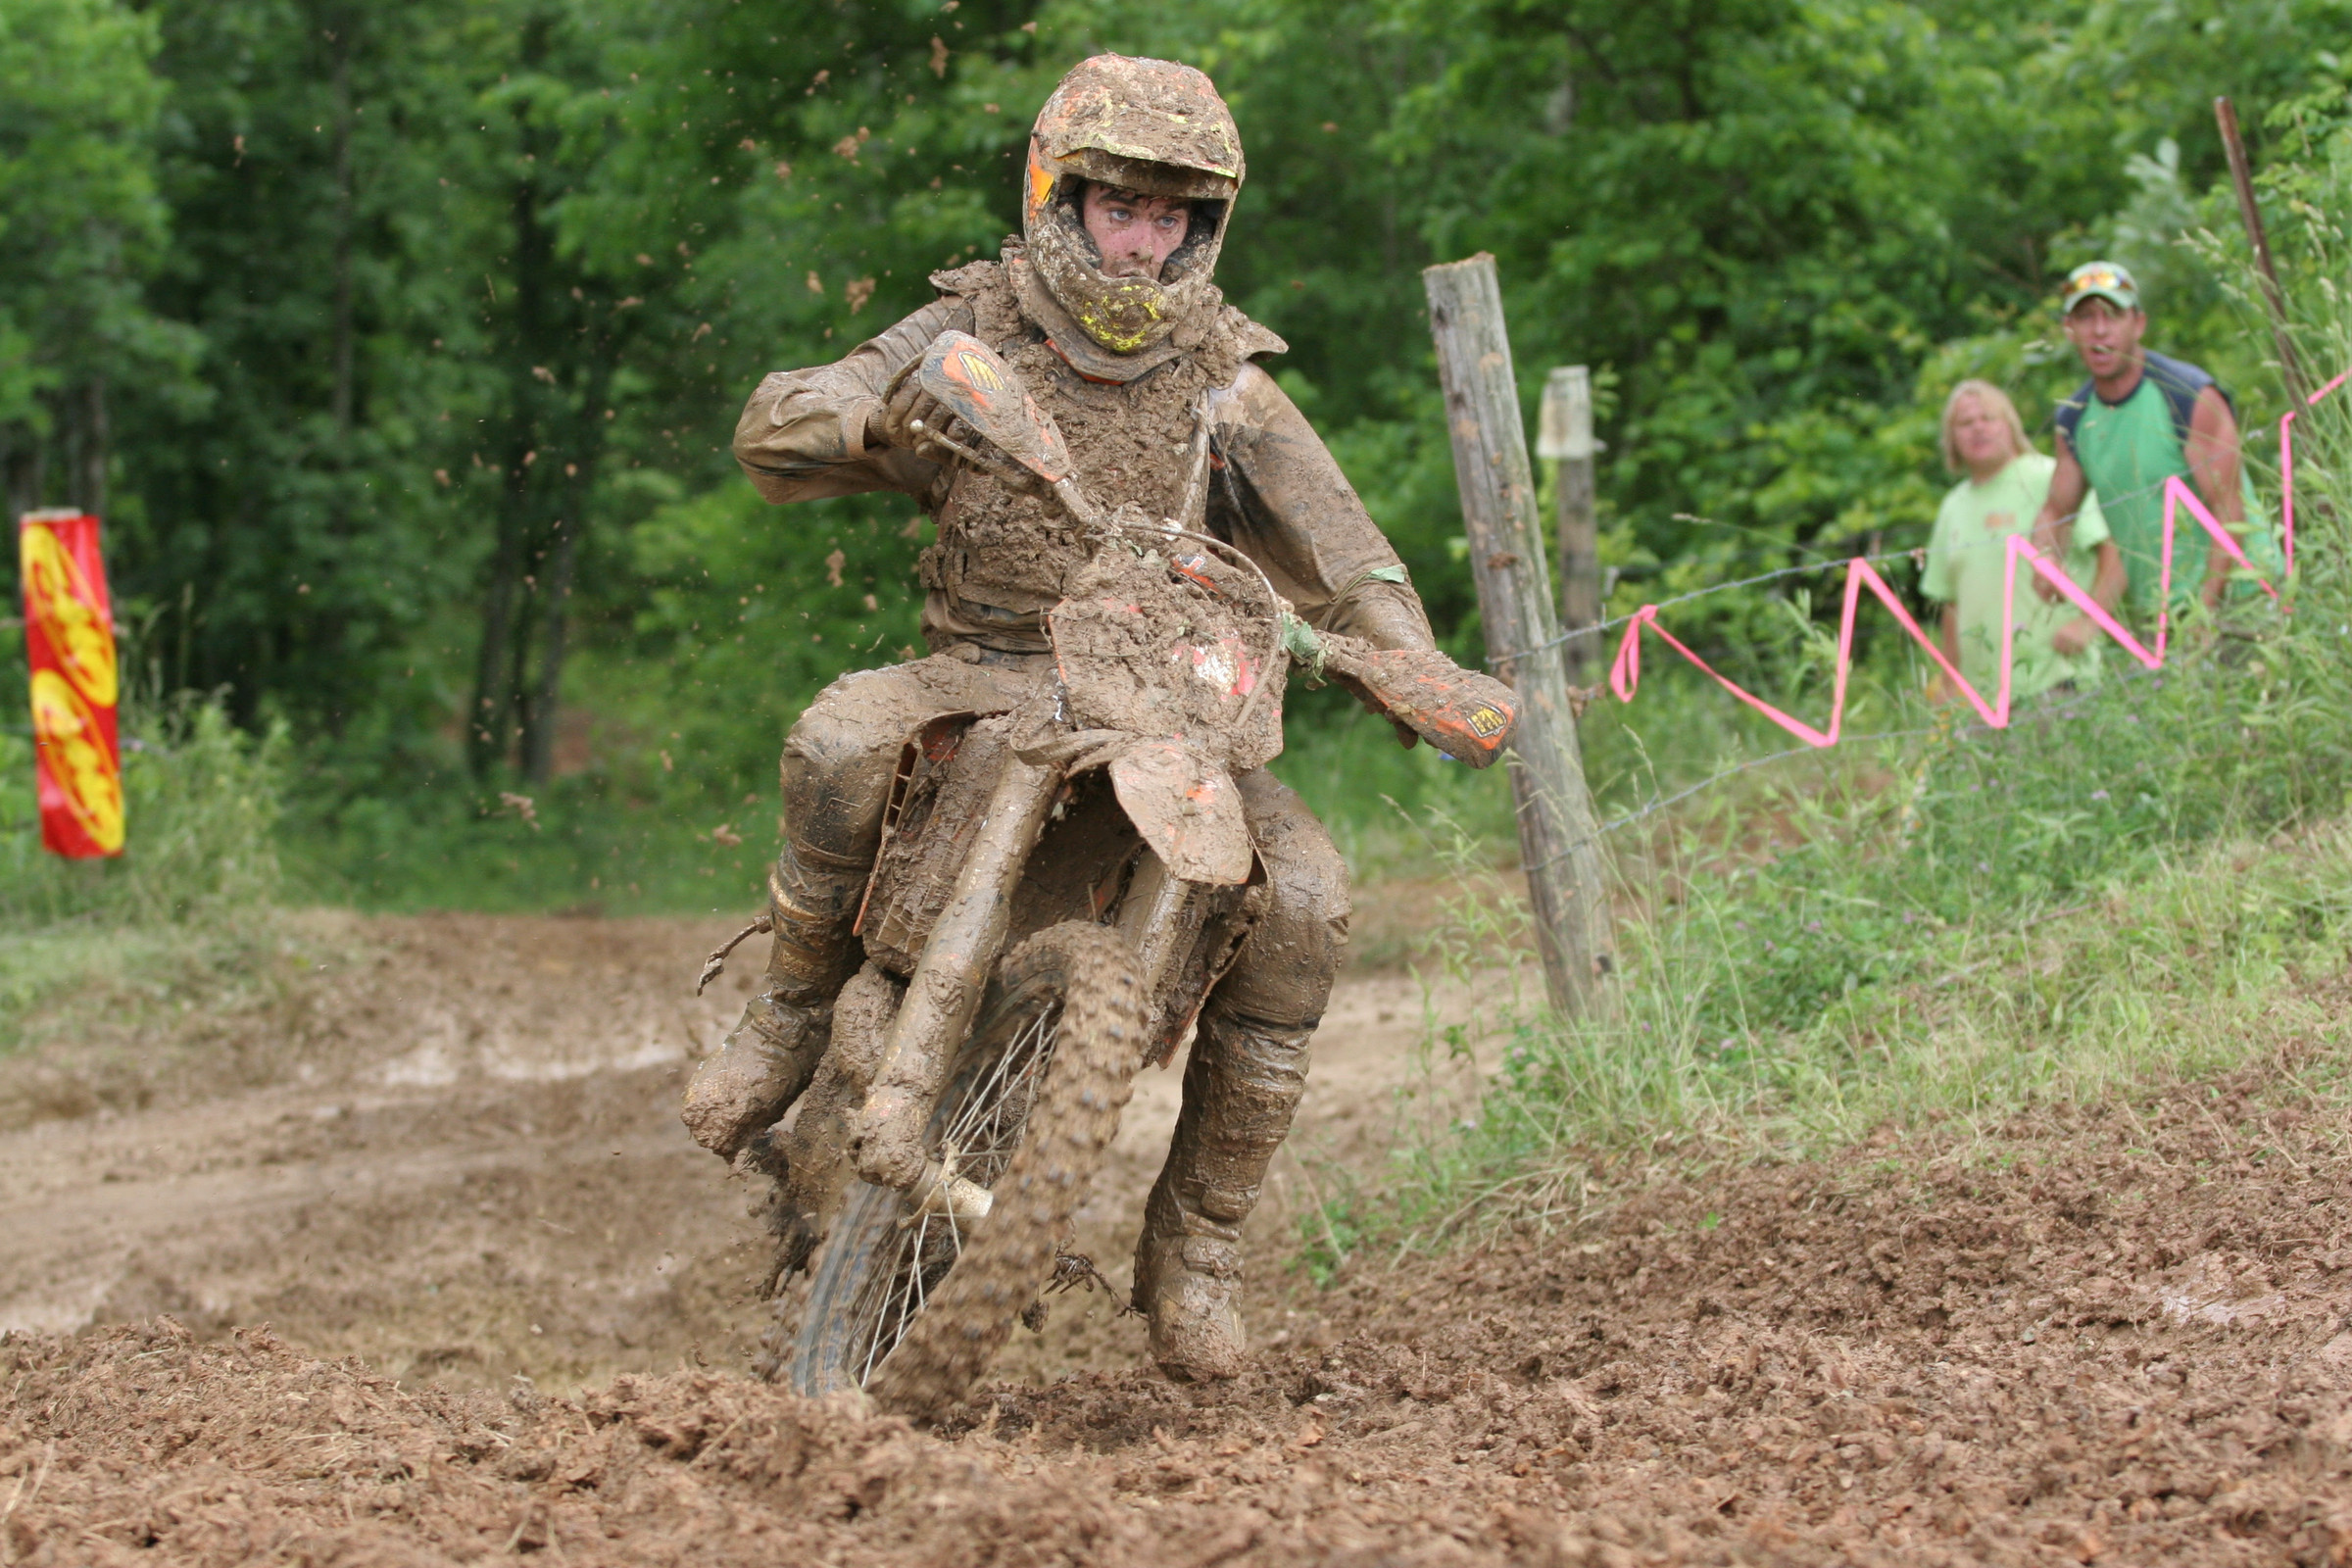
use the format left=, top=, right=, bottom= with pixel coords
left=3, top=914, right=2349, bottom=1566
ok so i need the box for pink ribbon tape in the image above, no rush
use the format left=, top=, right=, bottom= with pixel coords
left=1607, top=372, right=2343, bottom=741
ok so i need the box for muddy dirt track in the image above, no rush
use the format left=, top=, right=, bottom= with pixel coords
left=3, top=914, right=2350, bottom=1566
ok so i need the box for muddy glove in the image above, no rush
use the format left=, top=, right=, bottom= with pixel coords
left=867, top=339, right=1052, bottom=499
left=865, top=358, right=952, bottom=456
left=1315, top=634, right=1518, bottom=768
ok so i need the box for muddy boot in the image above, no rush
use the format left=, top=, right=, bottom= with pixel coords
left=681, top=991, right=830, bottom=1162
left=1134, top=1215, right=1248, bottom=1381
left=1133, top=1008, right=1312, bottom=1382
left=680, top=848, right=865, bottom=1160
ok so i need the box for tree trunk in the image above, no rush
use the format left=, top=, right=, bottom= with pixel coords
left=468, top=448, right=533, bottom=776
left=520, top=356, right=614, bottom=784
left=79, top=379, right=108, bottom=518
left=1, top=424, right=37, bottom=522
left=330, top=29, right=356, bottom=443
left=519, top=518, right=573, bottom=785
left=1424, top=254, right=1616, bottom=1018
left=508, top=585, right=539, bottom=768
left=467, top=69, right=555, bottom=781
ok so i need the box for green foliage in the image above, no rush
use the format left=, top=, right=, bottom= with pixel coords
left=1303, top=144, right=2352, bottom=1262
left=0, top=681, right=289, bottom=1063
left=1327, top=808, right=2352, bottom=1264
left=3, top=0, right=2348, bottom=912
left=0, top=0, right=198, bottom=462
left=1267, top=681, right=1519, bottom=882
left=0, top=690, right=285, bottom=929
left=1308, top=586, right=2352, bottom=1260
left=289, top=480, right=929, bottom=911
left=1655, top=627, right=2346, bottom=1048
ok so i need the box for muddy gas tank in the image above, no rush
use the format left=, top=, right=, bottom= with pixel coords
left=1048, top=545, right=1286, bottom=773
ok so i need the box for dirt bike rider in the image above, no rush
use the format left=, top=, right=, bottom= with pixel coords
left=686, top=54, right=1456, bottom=1383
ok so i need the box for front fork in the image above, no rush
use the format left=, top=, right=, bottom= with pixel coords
left=853, top=748, right=1058, bottom=1193
left=850, top=745, right=1204, bottom=1199
left=1117, top=843, right=1203, bottom=1005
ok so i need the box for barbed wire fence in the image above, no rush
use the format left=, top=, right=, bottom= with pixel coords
left=1490, top=373, right=2344, bottom=859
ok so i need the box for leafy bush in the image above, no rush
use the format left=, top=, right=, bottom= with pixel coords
left=0, top=691, right=285, bottom=929
left=0, top=686, right=291, bottom=1071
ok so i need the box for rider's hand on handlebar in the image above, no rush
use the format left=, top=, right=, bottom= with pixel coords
left=867, top=364, right=952, bottom=458
left=869, top=357, right=1053, bottom=500
left=1333, top=674, right=1421, bottom=750
left=1316, top=635, right=1518, bottom=767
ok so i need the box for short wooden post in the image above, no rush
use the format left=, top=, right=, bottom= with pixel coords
left=1538, top=366, right=1603, bottom=683
left=1424, top=254, right=1615, bottom=1017
left=2214, top=96, right=2312, bottom=408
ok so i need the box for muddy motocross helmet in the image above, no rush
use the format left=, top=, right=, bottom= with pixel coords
left=1023, top=55, right=1243, bottom=357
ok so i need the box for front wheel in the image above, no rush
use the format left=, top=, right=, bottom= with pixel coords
left=782, top=920, right=1144, bottom=1416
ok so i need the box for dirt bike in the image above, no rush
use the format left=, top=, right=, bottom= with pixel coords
left=723, top=331, right=1517, bottom=1417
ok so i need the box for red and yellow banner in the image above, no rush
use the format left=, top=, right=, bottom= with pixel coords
left=20, top=511, right=122, bottom=858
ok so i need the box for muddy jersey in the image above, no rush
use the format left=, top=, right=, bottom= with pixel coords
left=731, top=245, right=1435, bottom=655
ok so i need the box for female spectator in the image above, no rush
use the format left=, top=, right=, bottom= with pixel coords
left=1922, top=379, right=2124, bottom=704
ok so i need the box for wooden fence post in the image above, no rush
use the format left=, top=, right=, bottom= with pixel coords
left=2214, top=96, right=2312, bottom=409
left=1538, top=366, right=1602, bottom=683
left=1424, top=254, right=1615, bottom=1017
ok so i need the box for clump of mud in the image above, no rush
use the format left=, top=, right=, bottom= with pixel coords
left=8, top=1042, right=2350, bottom=1566
left=0, top=1321, right=1041, bottom=1566
left=1052, top=538, right=1288, bottom=770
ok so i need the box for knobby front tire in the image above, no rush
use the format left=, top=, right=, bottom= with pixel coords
left=783, top=920, right=1145, bottom=1417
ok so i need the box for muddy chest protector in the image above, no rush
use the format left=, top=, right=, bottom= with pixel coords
left=914, top=255, right=1275, bottom=633
left=729, top=284, right=1431, bottom=655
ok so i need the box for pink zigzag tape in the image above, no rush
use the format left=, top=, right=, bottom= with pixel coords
left=1607, top=373, right=2347, bottom=744
left=2280, top=368, right=2350, bottom=576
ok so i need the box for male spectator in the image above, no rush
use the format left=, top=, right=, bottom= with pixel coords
left=1924, top=380, right=2122, bottom=702
left=2032, top=261, right=2279, bottom=613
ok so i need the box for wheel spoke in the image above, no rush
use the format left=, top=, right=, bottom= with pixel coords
left=945, top=1011, right=1039, bottom=1150
left=852, top=994, right=1066, bottom=1390
left=949, top=1008, right=1057, bottom=1183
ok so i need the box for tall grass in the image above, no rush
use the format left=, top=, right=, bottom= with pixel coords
left=0, top=689, right=290, bottom=1061
left=1304, top=248, right=2352, bottom=1268
left=0, top=693, right=285, bottom=928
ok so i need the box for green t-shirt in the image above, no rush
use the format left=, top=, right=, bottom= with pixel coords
left=2053, top=352, right=2279, bottom=612
left=1923, top=451, right=2110, bottom=701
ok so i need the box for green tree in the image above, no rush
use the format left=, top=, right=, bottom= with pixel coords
left=0, top=0, right=194, bottom=522
left=132, top=0, right=487, bottom=726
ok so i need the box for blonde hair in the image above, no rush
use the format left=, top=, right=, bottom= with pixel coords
left=1939, top=379, right=2036, bottom=475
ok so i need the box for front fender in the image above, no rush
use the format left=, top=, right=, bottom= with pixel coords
left=1104, top=740, right=1252, bottom=885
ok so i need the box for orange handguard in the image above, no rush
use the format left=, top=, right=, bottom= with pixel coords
left=1316, top=635, right=1517, bottom=767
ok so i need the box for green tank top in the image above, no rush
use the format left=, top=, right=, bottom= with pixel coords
left=2053, top=351, right=2277, bottom=611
